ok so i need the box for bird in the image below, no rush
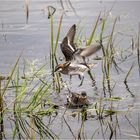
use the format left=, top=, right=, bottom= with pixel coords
left=54, top=61, right=97, bottom=86
left=66, top=91, right=90, bottom=108
left=67, top=91, right=90, bottom=107
left=60, top=24, right=103, bottom=62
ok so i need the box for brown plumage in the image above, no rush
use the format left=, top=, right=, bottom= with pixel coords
left=60, top=24, right=76, bottom=61
left=60, top=24, right=103, bottom=62
left=67, top=91, right=90, bottom=107
left=54, top=61, right=97, bottom=86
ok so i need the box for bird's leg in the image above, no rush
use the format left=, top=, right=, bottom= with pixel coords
left=82, top=56, right=90, bottom=69
left=78, top=75, right=81, bottom=80
left=79, top=75, right=84, bottom=87
left=87, top=70, right=97, bottom=89
left=82, top=56, right=86, bottom=64
left=83, top=56, right=89, bottom=63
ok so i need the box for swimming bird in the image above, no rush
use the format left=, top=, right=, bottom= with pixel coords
left=54, top=61, right=97, bottom=86
left=60, top=24, right=102, bottom=62
left=67, top=91, right=90, bottom=107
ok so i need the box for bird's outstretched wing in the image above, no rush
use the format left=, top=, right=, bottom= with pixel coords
left=79, top=42, right=102, bottom=57
left=60, top=24, right=77, bottom=61
left=60, top=37, right=75, bottom=61
left=66, top=24, right=76, bottom=50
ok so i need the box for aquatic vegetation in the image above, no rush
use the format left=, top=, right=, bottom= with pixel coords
left=124, top=63, right=134, bottom=96
left=0, top=57, right=59, bottom=139
left=48, top=6, right=63, bottom=92
left=0, top=1, right=140, bottom=139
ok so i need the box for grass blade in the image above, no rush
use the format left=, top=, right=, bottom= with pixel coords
left=124, top=63, right=134, bottom=83
left=54, top=14, right=63, bottom=54
left=87, top=12, right=101, bottom=46
left=124, top=63, right=135, bottom=97
left=2, top=51, right=23, bottom=97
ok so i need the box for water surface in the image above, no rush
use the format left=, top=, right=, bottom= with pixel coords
left=0, top=0, right=140, bottom=139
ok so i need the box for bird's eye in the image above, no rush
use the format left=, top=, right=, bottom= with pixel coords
left=58, top=67, right=62, bottom=71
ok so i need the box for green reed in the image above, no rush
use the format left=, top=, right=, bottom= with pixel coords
left=50, top=12, right=54, bottom=71
left=0, top=54, right=59, bottom=139
left=100, top=14, right=107, bottom=95
left=123, top=63, right=135, bottom=97
left=13, top=68, right=22, bottom=140
left=54, top=16, right=63, bottom=54
left=9, top=62, right=58, bottom=139
left=124, top=63, right=134, bottom=84
left=101, top=16, right=117, bottom=97
left=1, top=53, right=22, bottom=98
left=32, top=115, right=58, bottom=139
left=0, top=52, right=22, bottom=139
left=48, top=7, right=63, bottom=92
left=87, top=12, right=101, bottom=46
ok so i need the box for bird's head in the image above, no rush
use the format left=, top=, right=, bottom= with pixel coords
left=54, top=64, right=63, bottom=72
left=54, top=61, right=71, bottom=72
left=81, top=91, right=87, bottom=97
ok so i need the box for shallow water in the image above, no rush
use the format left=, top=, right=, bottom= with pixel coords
left=0, top=0, right=140, bottom=139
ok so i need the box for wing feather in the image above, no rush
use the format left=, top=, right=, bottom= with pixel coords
left=61, top=37, right=74, bottom=61
left=60, top=24, right=77, bottom=61
left=66, top=24, right=76, bottom=46
left=80, top=43, right=102, bottom=57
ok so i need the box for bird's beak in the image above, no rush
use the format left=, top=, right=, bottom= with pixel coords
left=54, top=67, right=58, bottom=72
left=54, top=67, right=62, bottom=72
